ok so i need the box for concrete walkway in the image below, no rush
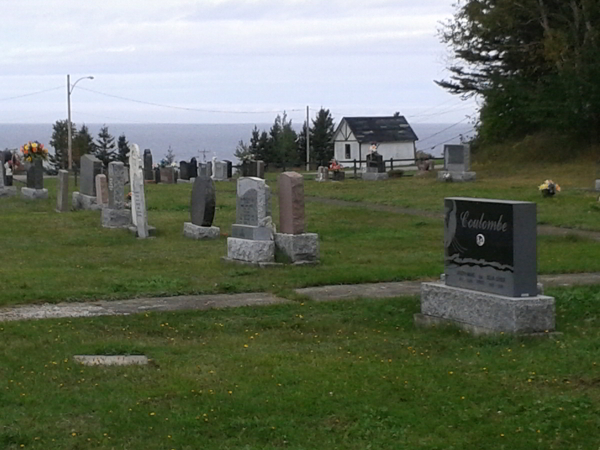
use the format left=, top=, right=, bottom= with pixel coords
left=1, top=273, right=599, bottom=323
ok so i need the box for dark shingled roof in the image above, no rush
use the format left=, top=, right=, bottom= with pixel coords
left=341, top=116, right=418, bottom=143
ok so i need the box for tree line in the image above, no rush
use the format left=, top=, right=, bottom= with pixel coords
left=437, top=0, right=600, bottom=145
left=49, top=120, right=129, bottom=169
left=234, top=108, right=336, bottom=169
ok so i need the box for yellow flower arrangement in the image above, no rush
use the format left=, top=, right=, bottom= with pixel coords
left=20, top=141, right=49, bottom=163
left=538, top=179, right=561, bottom=197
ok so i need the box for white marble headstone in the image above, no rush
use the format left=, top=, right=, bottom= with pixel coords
left=129, top=144, right=149, bottom=238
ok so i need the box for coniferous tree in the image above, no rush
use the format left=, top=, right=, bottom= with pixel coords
left=117, top=134, right=129, bottom=163
left=94, top=125, right=116, bottom=167
left=72, top=124, right=95, bottom=168
left=49, top=119, right=75, bottom=169
left=311, top=108, right=335, bottom=166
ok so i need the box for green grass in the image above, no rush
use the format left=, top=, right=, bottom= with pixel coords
left=0, top=169, right=599, bottom=306
left=1, top=285, right=600, bottom=449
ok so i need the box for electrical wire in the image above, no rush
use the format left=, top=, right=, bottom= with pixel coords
left=0, top=86, right=62, bottom=102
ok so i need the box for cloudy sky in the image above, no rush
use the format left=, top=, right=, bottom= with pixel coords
left=0, top=0, right=479, bottom=125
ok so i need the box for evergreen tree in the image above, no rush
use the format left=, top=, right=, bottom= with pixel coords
left=311, top=108, right=335, bottom=166
left=234, top=140, right=253, bottom=163
left=94, top=125, right=116, bottom=167
left=117, top=134, right=129, bottom=163
left=296, top=120, right=309, bottom=167
left=268, top=112, right=297, bottom=168
left=49, top=119, right=75, bottom=169
left=164, top=146, right=176, bottom=165
left=72, top=124, right=94, bottom=168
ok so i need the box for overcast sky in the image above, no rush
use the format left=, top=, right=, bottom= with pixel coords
left=0, top=0, right=479, bottom=125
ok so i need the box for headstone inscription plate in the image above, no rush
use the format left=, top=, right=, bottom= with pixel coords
left=444, top=197, right=537, bottom=297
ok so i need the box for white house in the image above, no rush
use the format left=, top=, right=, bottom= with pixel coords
left=333, top=116, right=418, bottom=168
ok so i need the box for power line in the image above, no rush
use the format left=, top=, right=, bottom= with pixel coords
left=417, top=117, right=472, bottom=143
left=0, top=86, right=62, bottom=102
left=77, top=86, right=304, bottom=115
left=426, top=131, right=475, bottom=150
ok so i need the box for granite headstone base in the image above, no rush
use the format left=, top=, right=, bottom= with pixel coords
left=177, top=178, right=194, bottom=184
left=128, top=225, right=157, bottom=238
left=72, top=192, right=102, bottom=210
left=21, top=188, right=48, bottom=200
left=231, top=224, right=273, bottom=241
left=331, top=171, right=345, bottom=181
left=102, top=208, right=132, bottom=229
left=437, top=171, right=476, bottom=182
left=416, top=282, right=555, bottom=335
left=0, top=186, right=17, bottom=198
left=595, top=179, right=600, bottom=191
left=274, top=233, right=319, bottom=264
left=182, top=222, right=220, bottom=240
left=362, top=172, right=388, bottom=181
left=226, top=237, right=275, bottom=263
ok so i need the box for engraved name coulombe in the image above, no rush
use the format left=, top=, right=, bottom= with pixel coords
left=460, top=211, right=508, bottom=232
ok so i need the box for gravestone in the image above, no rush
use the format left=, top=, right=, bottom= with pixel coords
left=179, top=161, right=190, bottom=180
left=95, top=174, right=109, bottom=207
left=199, top=163, right=212, bottom=178
left=437, top=144, right=476, bottom=182
left=160, top=167, right=175, bottom=184
left=56, top=170, right=69, bottom=212
left=331, top=170, right=345, bottom=181
left=22, top=159, right=48, bottom=199
left=363, top=152, right=388, bottom=181
left=213, top=160, right=228, bottom=181
left=143, top=149, right=153, bottom=181
left=416, top=197, right=555, bottom=335
left=154, top=167, right=161, bottom=184
left=241, top=160, right=264, bottom=178
left=189, top=157, right=198, bottom=179
left=226, top=177, right=275, bottom=263
left=0, top=158, right=17, bottom=198
left=223, top=160, right=233, bottom=179
left=129, top=144, right=150, bottom=238
left=72, top=154, right=102, bottom=209
left=183, top=176, right=219, bottom=239
left=316, top=166, right=329, bottom=182
left=102, top=161, right=131, bottom=228
left=274, top=172, right=319, bottom=263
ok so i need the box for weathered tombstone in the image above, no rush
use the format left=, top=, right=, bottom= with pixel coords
left=316, top=166, right=329, bottom=182
left=416, top=197, right=555, bottom=334
left=182, top=176, right=220, bottom=239
left=363, top=152, right=388, bottom=181
left=129, top=144, right=150, bottom=238
left=226, top=177, right=275, bottom=264
left=213, top=161, right=228, bottom=181
left=274, top=172, right=319, bottom=263
left=199, top=163, right=212, bottom=178
left=189, top=157, right=198, bottom=179
left=143, top=149, right=153, bottom=181
left=102, top=161, right=131, bottom=228
left=241, top=160, right=264, bottom=178
left=179, top=161, right=190, bottom=180
left=437, top=144, right=476, bottom=182
left=72, top=154, right=102, bottom=209
left=256, top=160, right=265, bottom=179
left=154, top=167, right=161, bottom=184
left=95, top=174, right=109, bottom=207
left=160, top=167, right=175, bottom=184
left=223, top=160, right=233, bottom=179
left=22, top=159, right=48, bottom=199
left=55, top=170, right=69, bottom=212
left=0, top=158, right=17, bottom=198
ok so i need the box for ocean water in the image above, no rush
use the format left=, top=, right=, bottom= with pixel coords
left=0, top=122, right=474, bottom=162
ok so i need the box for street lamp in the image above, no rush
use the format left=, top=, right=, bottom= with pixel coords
left=67, top=74, right=94, bottom=170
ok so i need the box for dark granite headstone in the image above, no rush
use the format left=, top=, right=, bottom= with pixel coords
left=190, top=176, right=216, bottom=227
left=223, top=160, right=233, bottom=179
left=143, top=149, right=153, bottom=181
left=189, top=157, right=198, bottom=178
left=154, top=167, right=161, bottom=183
left=444, top=144, right=470, bottom=172
left=160, top=167, right=175, bottom=184
left=80, top=154, right=102, bottom=196
left=366, top=152, right=385, bottom=173
left=26, top=159, right=44, bottom=189
left=179, top=161, right=190, bottom=180
left=444, top=197, right=537, bottom=297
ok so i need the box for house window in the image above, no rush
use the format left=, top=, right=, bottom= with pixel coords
left=345, top=144, right=351, bottom=159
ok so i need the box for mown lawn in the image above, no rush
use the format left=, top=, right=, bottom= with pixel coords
left=1, top=285, right=599, bottom=449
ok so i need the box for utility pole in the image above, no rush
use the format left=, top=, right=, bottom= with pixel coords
left=306, top=105, right=310, bottom=171
left=67, top=74, right=94, bottom=170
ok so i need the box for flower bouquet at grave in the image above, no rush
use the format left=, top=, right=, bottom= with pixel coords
left=20, top=141, right=49, bottom=163
left=158, top=159, right=177, bottom=169
left=538, top=179, right=561, bottom=197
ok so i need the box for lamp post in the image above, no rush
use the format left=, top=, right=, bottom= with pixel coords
left=67, top=74, right=94, bottom=170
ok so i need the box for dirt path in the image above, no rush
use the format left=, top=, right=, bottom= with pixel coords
left=306, top=196, right=600, bottom=241
left=1, top=273, right=599, bottom=323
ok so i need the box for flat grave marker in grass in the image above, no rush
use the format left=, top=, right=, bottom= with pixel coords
left=74, top=355, right=149, bottom=366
